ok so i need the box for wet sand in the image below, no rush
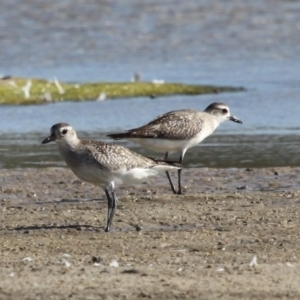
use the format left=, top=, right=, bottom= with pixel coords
left=1, top=167, right=300, bottom=299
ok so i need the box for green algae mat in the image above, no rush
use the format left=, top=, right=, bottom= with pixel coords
left=0, top=77, right=245, bottom=105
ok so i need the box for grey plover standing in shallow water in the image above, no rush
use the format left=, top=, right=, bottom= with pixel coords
left=107, top=102, right=242, bottom=195
left=42, top=123, right=178, bottom=232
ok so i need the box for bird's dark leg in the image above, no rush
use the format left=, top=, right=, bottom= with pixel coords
left=107, top=186, right=118, bottom=230
left=165, top=152, right=178, bottom=194
left=177, top=155, right=183, bottom=195
left=105, top=188, right=113, bottom=232
left=165, top=153, right=184, bottom=195
left=105, top=182, right=118, bottom=232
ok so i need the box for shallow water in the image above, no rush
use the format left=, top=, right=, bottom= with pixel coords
left=0, top=0, right=300, bottom=168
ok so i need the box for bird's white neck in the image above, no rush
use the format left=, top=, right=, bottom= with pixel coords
left=56, top=136, right=81, bottom=152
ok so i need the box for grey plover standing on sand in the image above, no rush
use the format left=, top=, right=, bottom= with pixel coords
left=107, top=102, right=242, bottom=195
left=42, top=123, right=178, bottom=232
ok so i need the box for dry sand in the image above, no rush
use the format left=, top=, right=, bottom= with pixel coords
left=0, top=167, right=300, bottom=299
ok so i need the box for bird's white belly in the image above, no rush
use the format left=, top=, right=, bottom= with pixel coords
left=111, top=167, right=158, bottom=185
left=71, top=165, right=163, bottom=187
left=128, top=133, right=211, bottom=154
left=70, top=164, right=108, bottom=186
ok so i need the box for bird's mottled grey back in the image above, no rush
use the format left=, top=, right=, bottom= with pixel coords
left=119, top=109, right=204, bottom=140
left=80, top=140, right=160, bottom=171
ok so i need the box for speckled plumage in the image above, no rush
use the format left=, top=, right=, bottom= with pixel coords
left=107, top=102, right=242, bottom=194
left=107, top=103, right=242, bottom=145
left=42, top=123, right=178, bottom=232
left=79, top=139, right=157, bottom=170
left=118, top=109, right=205, bottom=140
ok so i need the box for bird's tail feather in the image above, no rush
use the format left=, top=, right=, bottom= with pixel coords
left=147, top=157, right=181, bottom=168
left=107, top=132, right=129, bottom=140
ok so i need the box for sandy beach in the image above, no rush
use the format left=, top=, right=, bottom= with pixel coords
left=0, top=167, right=300, bottom=299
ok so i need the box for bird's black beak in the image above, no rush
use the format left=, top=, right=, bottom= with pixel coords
left=229, top=115, right=243, bottom=124
left=42, top=135, right=55, bottom=144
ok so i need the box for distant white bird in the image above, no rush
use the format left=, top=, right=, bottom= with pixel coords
left=41, top=92, right=52, bottom=103
left=53, top=76, right=65, bottom=94
left=152, top=79, right=165, bottom=85
left=21, top=80, right=32, bottom=99
left=96, top=92, right=107, bottom=102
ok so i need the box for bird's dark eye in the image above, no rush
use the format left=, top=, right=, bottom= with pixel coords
left=62, top=129, right=68, bottom=135
left=222, top=108, right=228, bottom=114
